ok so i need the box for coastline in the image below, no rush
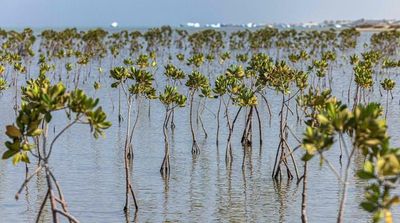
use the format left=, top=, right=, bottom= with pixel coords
left=356, top=26, right=400, bottom=32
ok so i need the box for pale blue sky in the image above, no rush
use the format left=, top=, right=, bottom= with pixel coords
left=2, top=0, right=399, bottom=27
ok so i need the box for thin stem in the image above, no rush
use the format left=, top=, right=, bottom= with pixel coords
left=337, top=147, right=356, bottom=223
left=15, top=166, right=43, bottom=200
left=301, top=161, right=308, bottom=223
left=46, top=118, right=79, bottom=160
left=35, top=189, right=50, bottom=223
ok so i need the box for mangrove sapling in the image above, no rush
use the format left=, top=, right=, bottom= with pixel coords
left=159, top=85, right=187, bottom=176
left=163, top=63, right=186, bottom=129
left=254, top=59, right=301, bottom=180
left=74, top=54, right=89, bottom=89
left=309, top=59, right=328, bottom=90
left=351, top=51, right=381, bottom=108
left=110, top=65, right=157, bottom=212
left=293, top=71, right=309, bottom=123
left=220, top=75, right=247, bottom=165
left=347, top=54, right=360, bottom=104
left=297, top=88, right=337, bottom=223
left=185, top=70, right=212, bottom=154
left=243, top=68, right=264, bottom=148
left=205, top=53, right=215, bottom=80
left=136, top=53, right=158, bottom=117
left=339, top=28, right=360, bottom=54
left=12, top=61, right=26, bottom=116
left=232, top=87, right=258, bottom=168
left=302, top=101, right=400, bottom=223
left=110, top=66, right=128, bottom=124
left=186, top=53, right=207, bottom=126
left=321, top=50, right=337, bottom=89
left=213, top=74, right=230, bottom=146
left=2, top=76, right=111, bottom=223
left=225, top=64, right=258, bottom=147
left=380, top=78, right=395, bottom=119
left=273, top=94, right=295, bottom=180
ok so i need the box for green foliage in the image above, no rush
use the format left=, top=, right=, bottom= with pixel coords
left=213, top=75, right=229, bottom=96
left=110, top=65, right=157, bottom=99
left=2, top=76, right=111, bottom=165
left=236, top=53, right=248, bottom=63
left=94, top=81, right=101, bottom=90
left=301, top=100, right=400, bottom=222
left=382, top=58, right=400, bottom=69
left=219, top=52, right=231, bottom=64
left=289, top=50, right=309, bottom=63
left=225, top=65, right=245, bottom=79
left=164, top=64, right=185, bottom=80
left=128, top=68, right=157, bottom=98
left=351, top=51, right=381, bottom=89
left=381, top=78, right=395, bottom=91
left=205, top=53, right=215, bottom=62
left=65, top=63, right=73, bottom=72
left=186, top=53, right=204, bottom=68
left=185, top=71, right=211, bottom=95
left=136, top=54, right=150, bottom=68
left=159, top=85, right=187, bottom=108
left=176, top=53, right=185, bottom=61
left=256, top=60, right=297, bottom=94
left=339, top=28, right=360, bottom=50
left=233, top=87, right=257, bottom=107
left=0, top=77, right=7, bottom=91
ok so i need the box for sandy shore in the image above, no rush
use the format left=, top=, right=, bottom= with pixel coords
left=356, top=26, right=400, bottom=32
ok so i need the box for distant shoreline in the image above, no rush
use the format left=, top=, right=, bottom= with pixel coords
left=355, top=25, right=400, bottom=32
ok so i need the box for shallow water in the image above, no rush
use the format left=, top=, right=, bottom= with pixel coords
left=0, top=29, right=399, bottom=222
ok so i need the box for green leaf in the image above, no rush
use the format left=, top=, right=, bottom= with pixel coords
left=317, top=114, right=329, bottom=124
left=12, top=153, right=21, bottom=165
left=111, top=82, right=119, bottom=88
left=5, top=140, right=20, bottom=151
left=21, top=152, right=30, bottom=163
left=357, top=170, right=375, bottom=180
left=363, top=160, right=374, bottom=174
left=6, top=125, right=21, bottom=138
left=45, top=113, right=52, bottom=122
left=360, top=202, right=376, bottom=212
left=302, top=153, right=314, bottom=161
left=2, top=150, right=18, bottom=160
left=28, top=128, right=43, bottom=136
left=364, top=139, right=381, bottom=146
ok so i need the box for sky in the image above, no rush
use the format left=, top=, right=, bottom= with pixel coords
left=2, top=0, right=399, bottom=27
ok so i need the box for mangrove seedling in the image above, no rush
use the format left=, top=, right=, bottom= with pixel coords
left=2, top=75, right=111, bottom=223
left=159, top=85, right=187, bottom=176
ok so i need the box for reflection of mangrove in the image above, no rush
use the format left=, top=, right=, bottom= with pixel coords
left=273, top=179, right=292, bottom=223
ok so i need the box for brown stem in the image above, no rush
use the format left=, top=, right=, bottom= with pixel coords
left=216, top=97, right=222, bottom=145
left=16, top=166, right=42, bottom=200
left=337, top=147, right=356, bottom=223
left=45, top=167, right=59, bottom=223
left=189, top=91, right=200, bottom=154
left=226, top=107, right=242, bottom=165
left=160, top=109, right=171, bottom=176
left=254, top=106, right=263, bottom=146
left=35, top=189, right=49, bottom=223
left=301, top=161, right=308, bottom=223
